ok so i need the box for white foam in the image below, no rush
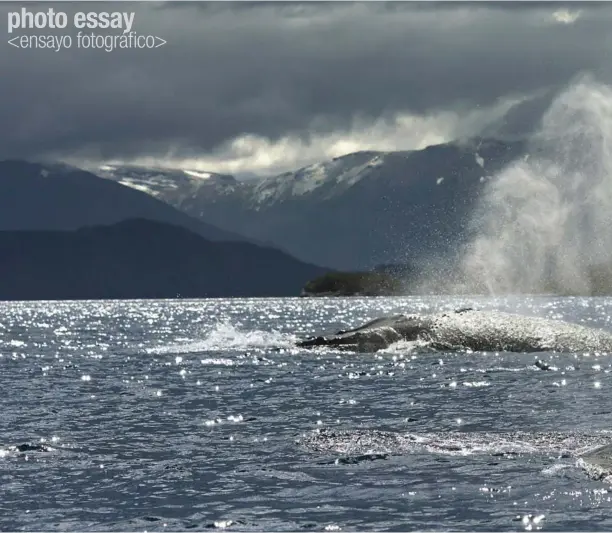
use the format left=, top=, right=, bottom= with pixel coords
left=380, top=339, right=429, bottom=355
left=541, top=463, right=572, bottom=476
left=146, top=321, right=297, bottom=354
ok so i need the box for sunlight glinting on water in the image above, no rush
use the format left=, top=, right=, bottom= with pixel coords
left=3, top=296, right=612, bottom=530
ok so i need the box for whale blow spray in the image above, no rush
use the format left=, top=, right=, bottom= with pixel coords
left=460, top=75, right=612, bottom=295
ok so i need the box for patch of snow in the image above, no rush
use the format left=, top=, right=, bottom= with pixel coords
left=183, top=170, right=212, bottom=179
left=40, top=169, right=49, bottom=178
left=475, top=153, right=485, bottom=168
left=436, top=177, right=445, bottom=185
left=252, top=153, right=384, bottom=205
left=119, top=179, right=156, bottom=196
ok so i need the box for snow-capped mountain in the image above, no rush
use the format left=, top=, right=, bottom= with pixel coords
left=95, top=164, right=238, bottom=200
left=250, top=151, right=389, bottom=206
left=175, top=139, right=527, bottom=269
left=92, top=139, right=527, bottom=270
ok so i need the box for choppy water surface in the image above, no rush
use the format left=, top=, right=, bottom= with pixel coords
left=3, top=296, right=612, bottom=531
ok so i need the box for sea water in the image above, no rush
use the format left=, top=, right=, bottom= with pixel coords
left=3, top=296, right=612, bottom=530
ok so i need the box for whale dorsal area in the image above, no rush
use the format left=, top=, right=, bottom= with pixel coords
left=297, top=309, right=612, bottom=353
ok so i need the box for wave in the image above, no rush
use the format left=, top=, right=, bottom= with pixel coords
left=146, top=321, right=298, bottom=355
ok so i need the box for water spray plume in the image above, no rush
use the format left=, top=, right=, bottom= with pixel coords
left=460, top=75, right=612, bottom=296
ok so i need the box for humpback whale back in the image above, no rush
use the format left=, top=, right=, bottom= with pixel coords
left=297, top=313, right=439, bottom=352
left=425, top=309, right=612, bottom=353
left=300, top=428, right=612, bottom=482
left=297, top=309, right=612, bottom=353
left=579, top=444, right=612, bottom=468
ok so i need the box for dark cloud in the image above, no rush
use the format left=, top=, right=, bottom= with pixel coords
left=1, top=1, right=611, bottom=173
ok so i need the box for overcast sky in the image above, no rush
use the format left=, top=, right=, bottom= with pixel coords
left=1, top=1, right=611, bottom=176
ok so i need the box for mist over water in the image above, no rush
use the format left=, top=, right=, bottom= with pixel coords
left=459, top=76, right=612, bottom=295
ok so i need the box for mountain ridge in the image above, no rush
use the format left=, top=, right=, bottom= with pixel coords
left=0, top=218, right=329, bottom=301
left=0, top=159, right=246, bottom=244
left=96, top=138, right=526, bottom=270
